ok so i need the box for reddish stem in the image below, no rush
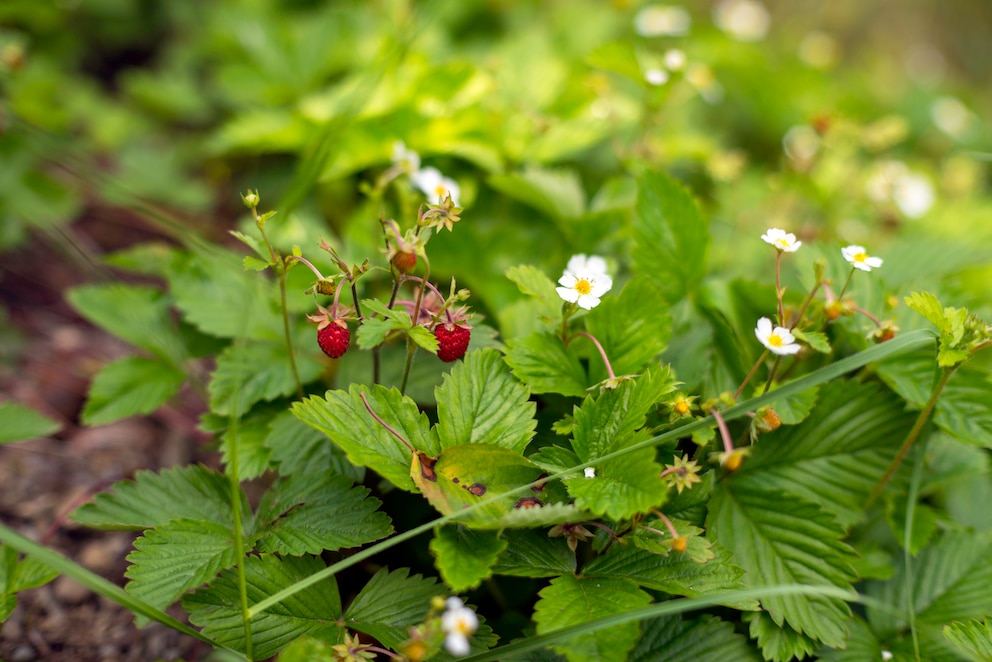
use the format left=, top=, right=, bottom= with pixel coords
left=711, top=408, right=734, bottom=455
left=573, top=331, right=617, bottom=381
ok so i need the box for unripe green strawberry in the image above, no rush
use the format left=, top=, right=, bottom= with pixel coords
left=317, top=321, right=350, bottom=359
left=434, top=323, right=471, bottom=362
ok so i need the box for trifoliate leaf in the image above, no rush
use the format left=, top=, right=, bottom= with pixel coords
left=343, top=567, right=440, bottom=648
left=356, top=298, right=413, bottom=349
left=583, top=541, right=754, bottom=610
left=209, top=339, right=322, bottom=417
left=0, top=402, right=61, bottom=444
left=564, top=445, right=667, bottom=520
left=430, top=525, right=507, bottom=591
left=505, top=332, right=588, bottom=397
left=408, top=325, right=440, bottom=352
left=493, top=530, right=576, bottom=578
left=905, top=290, right=947, bottom=329
left=265, top=410, right=364, bottom=482
left=183, top=554, right=342, bottom=659
left=944, top=618, right=992, bottom=662
left=435, top=348, right=536, bottom=453
left=627, top=520, right=715, bottom=564
left=732, top=380, right=910, bottom=527
left=629, top=614, right=760, bottom=662
left=292, top=384, right=436, bottom=492
left=631, top=171, right=708, bottom=303
left=125, top=519, right=237, bottom=613
left=744, top=611, right=818, bottom=662
left=533, top=576, right=651, bottom=662
left=584, top=278, right=673, bottom=381
left=242, top=255, right=270, bottom=271
left=570, top=365, right=677, bottom=460
left=81, top=356, right=186, bottom=426
left=67, top=283, right=187, bottom=362
left=706, top=484, right=856, bottom=648
left=72, top=465, right=240, bottom=530
left=254, top=474, right=392, bottom=556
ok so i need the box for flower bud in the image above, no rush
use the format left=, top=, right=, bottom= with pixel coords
left=241, top=189, right=260, bottom=209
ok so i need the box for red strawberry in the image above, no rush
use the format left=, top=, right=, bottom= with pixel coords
left=317, top=321, right=350, bottom=359
left=391, top=250, right=417, bottom=274
left=434, top=323, right=471, bottom=362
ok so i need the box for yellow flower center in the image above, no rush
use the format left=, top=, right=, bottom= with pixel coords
left=767, top=333, right=784, bottom=347
left=575, top=279, right=593, bottom=295
left=674, top=398, right=691, bottom=415
left=434, top=185, right=447, bottom=196
left=854, top=252, right=868, bottom=262
left=776, top=238, right=789, bottom=248
left=454, top=617, right=474, bottom=635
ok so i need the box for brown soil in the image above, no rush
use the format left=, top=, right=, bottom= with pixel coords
left=1, top=217, right=214, bottom=661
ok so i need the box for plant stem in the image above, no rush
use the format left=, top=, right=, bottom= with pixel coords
left=837, top=267, right=856, bottom=300
left=789, top=280, right=822, bottom=330
left=775, top=250, right=785, bottom=325
left=711, top=408, right=734, bottom=454
left=734, top=349, right=770, bottom=400
left=761, top=356, right=783, bottom=394
left=573, top=331, right=616, bottom=381
left=866, top=366, right=955, bottom=508
left=279, top=273, right=303, bottom=398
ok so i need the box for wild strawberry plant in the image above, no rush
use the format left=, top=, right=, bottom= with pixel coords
left=2, top=2, right=992, bottom=661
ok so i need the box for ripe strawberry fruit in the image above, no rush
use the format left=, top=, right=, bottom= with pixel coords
left=391, top=250, right=417, bottom=274
left=434, top=323, right=471, bottom=362
left=317, top=321, right=350, bottom=359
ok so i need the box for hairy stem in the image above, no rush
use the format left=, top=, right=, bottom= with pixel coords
left=734, top=349, right=770, bottom=400
left=572, top=331, right=616, bottom=381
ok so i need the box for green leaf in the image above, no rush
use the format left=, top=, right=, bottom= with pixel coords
left=125, top=519, right=237, bottom=612
left=631, top=172, right=708, bottom=303
left=584, top=278, right=673, bottom=381
left=905, top=291, right=946, bottom=329
left=0, top=546, right=59, bottom=621
left=66, top=283, right=186, bottom=362
left=875, top=348, right=939, bottom=408
left=570, top=366, right=677, bottom=460
left=209, top=340, right=323, bottom=417
left=886, top=498, right=939, bottom=555
left=506, top=264, right=563, bottom=327
left=533, top=576, right=651, bottom=662
left=277, top=635, right=345, bottom=661
left=81, top=356, right=186, bottom=425
left=242, top=255, right=271, bottom=271
left=183, top=554, right=342, bottom=659
left=565, top=446, right=667, bottom=520
left=505, top=332, right=588, bottom=397
left=706, top=484, right=856, bottom=648
left=412, top=444, right=548, bottom=527
left=430, top=525, right=507, bottom=591
left=229, top=230, right=268, bottom=262
left=0, top=402, right=61, bottom=443
left=493, top=530, right=576, bottom=578
left=436, top=348, right=536, bottom=453
left=356, top=303, right=411, bottom=349
left=944, top=618, right=992, bottom=662
left=867, top=530, right=992, bottom=639
left=935, top=366, right=992, bottom=447
left=253, top=474, right=392, bottom=556
left=816, top=615, right=887, bottom=661
left=488, top=166, right=586, bottom=220
left=409, top=325, right=440, bottom=352
left=265, top=410, right=364, bottom=482
left=168, top=249, right=283, bottom=341
left=629, top=614, right=760, bottom=662
left=343, top=567, right=440, bottom=648
left=791, top=328, right=831, bottom=354
left=292, top=384, right=436, bottom=492
left=582, top=542, right=754, bottom=610
left=72, top=465, right=238, bottom=530
left=744, top=611, right=818, bottom=662
left=762, top=384, right=819, bottom=426
left=219, top=409, right=276, bottom=481
left=732, top=380, right=912, bottom=527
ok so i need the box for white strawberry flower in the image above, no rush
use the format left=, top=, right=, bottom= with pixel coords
left=634, top=5, right=691, bottom=37
left=412, top=166, right=461, bottom=206
left=841, top=245, right=883, bottom=272
left=584, top=467, right=596, bottom=478
left=441, top=597, right=478, bottom=656
left=565, top=254, right=610, bottom=278
left=556, top=267, right=613, bottom=311
left=391, top=141, right=420, bottom=173
left=754, top=317, right=801, bottom=355
left=760, top=228, right=802, bottom=253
